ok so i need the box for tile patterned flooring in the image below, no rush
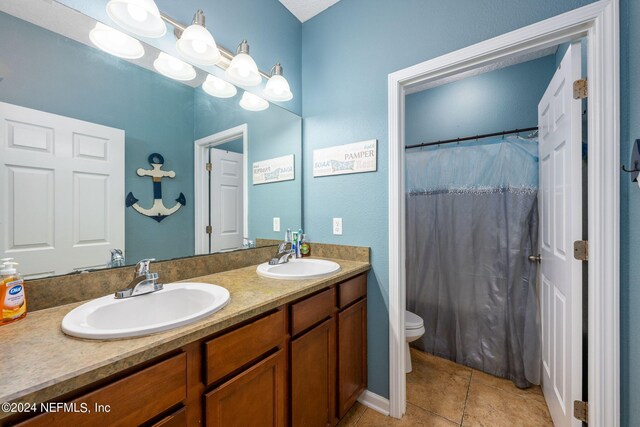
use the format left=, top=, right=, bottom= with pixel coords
left=338, top=348, right=554, bottom=427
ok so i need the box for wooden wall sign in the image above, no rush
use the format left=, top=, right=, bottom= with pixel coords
left=252, top=154, right=295, bottom=185
left=312, top=140, right=377, bottom=177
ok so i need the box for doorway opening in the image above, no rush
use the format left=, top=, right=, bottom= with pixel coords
left=194, top=124, right=249, bottom=255
left=387, top=1, right=619, bottom=425
left=402, top=41, right=586, bottom=426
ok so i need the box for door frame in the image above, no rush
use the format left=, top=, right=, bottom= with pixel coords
left=194, top=124, right=249, bottom=255
left=387, top=1, right=619, bottom=425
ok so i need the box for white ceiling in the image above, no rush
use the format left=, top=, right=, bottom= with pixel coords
left=279, top=0, right=342, bottom=22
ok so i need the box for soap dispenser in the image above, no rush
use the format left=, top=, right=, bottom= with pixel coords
left=1, top=258, right=27, bottom=325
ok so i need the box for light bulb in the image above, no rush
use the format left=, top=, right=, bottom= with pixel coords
left=176, top=18, right=221, bottom=65
left=240, top=91, right=269, bottom=111
left=106, top=0, right=166, bottom=38
left=226, top=41, right=261, bottom=87
left=191, top=39, right=207, bottom=54
left=89, top=22, right=144, bottom=59
left=263, top=65, right=293, bottom=102
left=127, top=3, right=148, bottom=22
left=153, top=52, right=196, bottom=81
left=202, top=74, right=237, bottom=98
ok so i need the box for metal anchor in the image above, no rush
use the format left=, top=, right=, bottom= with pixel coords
left=126, top=153, right=186, bottom=222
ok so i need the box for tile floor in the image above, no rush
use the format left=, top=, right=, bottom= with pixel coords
left=338, top=348, right=554, bottom=427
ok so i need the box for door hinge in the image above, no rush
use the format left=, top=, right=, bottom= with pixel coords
left=573, top=78, right=588, bottom=99
left=574, top=400, right=588, bottom=423
left=206, top=162, right=212, bottom=172
left=205, top=225, right=212, bottom=235
left=574, top=240, right=589, bottom=261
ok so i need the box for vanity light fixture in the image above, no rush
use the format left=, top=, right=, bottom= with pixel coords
left=106, top=0, right=166, bottom=38
left=263, top=63, right=293, bottom=102
left=89, top=22, right=144, bottom=59
left=153, top=52, right=196, bottom=81
left=226, top=40, right=261, bottom=87
left=176, top=10, right=221, bottom=65
left=239, top=91, right=269, bottom=111
left=202, top=74, right=237, bottom=98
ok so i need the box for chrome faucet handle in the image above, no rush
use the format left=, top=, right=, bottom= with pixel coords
left=278, top=242, right=288, bottom=252
left=135, top=258, right=156, bottom=276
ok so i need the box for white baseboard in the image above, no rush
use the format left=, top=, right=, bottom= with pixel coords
left=357, top=389, right=390, bottom=416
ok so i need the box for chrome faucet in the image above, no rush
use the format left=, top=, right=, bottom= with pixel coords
left=114, top=258, right=163, bottom=299
left=107, top=249, right=125, bottom=268
left=269, top=242, right=296, bottom=265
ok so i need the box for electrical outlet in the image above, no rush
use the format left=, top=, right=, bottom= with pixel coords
left=273, top=217, right=280, bottom=232
left=333, top=218, right=343, bottom=235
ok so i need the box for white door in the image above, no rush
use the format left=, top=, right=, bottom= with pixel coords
left=209, top=148, right=243, bottom=252
left=538, top=42, right=583, bottom=427
left=0, top=102, right=125, bottom=278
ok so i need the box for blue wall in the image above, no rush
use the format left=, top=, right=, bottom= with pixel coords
left=58, top=0, right=302, bottom=115
left=301, top=0, right=598, bottom=400
left=195, top=88, right=303, bottom=239
left=0, top=12, right=195, bottom=263
left=405, top=55, right=556, bottom=147
left=620, top=0, right=638, bottom=425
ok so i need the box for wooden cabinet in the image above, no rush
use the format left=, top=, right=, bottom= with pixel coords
left=9, top=273, right=367, bottom=427
left=204, top=310, right=286, bottom=384
left=16, top=354, right=187, bottom=427
left=150, top=407, right=187, bottom=427
left=337, top=298, right=367, bottom=418
left=205, top=350, right=286, bottom=427
left=290, top=273, right=368, bottom=427
left=291, top=318, right=336, bottom=427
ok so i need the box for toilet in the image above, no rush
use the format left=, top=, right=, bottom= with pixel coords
left=405, top=310, right=425, bottom=373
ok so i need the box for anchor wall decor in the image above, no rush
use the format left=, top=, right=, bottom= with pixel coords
left=126, top=153, right=186, bottom=222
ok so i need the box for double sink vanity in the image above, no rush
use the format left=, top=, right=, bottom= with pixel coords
left=0, top=245, right=370, bottom=427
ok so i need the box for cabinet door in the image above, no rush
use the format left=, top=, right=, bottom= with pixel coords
left=205, top=350, right=286, bottom=427
left=337, top=298, right=367, bottom=418
left=291, top=317, right=336, bottom=427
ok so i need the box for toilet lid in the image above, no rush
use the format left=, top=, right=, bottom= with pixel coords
left=405, top=310, right=424, bottom=329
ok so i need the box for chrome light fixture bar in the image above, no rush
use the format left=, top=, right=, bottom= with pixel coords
left=159, top=12, right=270, bottom=79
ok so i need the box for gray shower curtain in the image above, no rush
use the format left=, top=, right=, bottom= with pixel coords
left=406, top=137, right=540, bottom=388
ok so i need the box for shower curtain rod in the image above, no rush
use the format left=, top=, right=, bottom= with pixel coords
left=405, top=126, right=539, bottom=150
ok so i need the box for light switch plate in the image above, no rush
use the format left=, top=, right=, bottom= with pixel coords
left=273, top=217, right=280, bottom=232
left=333, top=218, right=343, bottom=235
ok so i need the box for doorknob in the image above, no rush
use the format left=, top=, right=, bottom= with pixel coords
left=528, top=254, right=541, bottom=263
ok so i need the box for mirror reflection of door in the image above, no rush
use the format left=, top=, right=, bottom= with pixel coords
left=209, top=144, right=244, bottom=253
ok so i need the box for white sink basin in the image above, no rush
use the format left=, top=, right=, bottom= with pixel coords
left=61, top=282, right=230, bottom=340
left=256, top=258, right=341, bottom=280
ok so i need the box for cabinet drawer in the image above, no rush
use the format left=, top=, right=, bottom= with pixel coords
left=205, top=310, right=285, bottom=385
left=205, top=349, right=286, bottom=427
left=151, top=407, right=187, bottom=427
left=291, top=287, right=336, bottom=336
left=338, top=273, right=367, bottom=309
left=17, top=354, right=187, bottom=427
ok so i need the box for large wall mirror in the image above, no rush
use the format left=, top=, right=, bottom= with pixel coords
left=0, top=1, right=302, bottom=278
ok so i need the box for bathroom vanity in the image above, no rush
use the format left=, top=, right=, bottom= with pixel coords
left=0, top=256, right=369, bottom=427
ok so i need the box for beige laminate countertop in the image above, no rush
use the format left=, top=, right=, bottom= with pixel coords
left=0, top=257, right=370, bottom=419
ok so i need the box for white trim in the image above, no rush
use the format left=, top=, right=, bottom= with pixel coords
left=387, top=1, right=619, bottom=425
left=194, top=124, right=249, bottom=255
left=357, top=389, right=390, bottom=416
